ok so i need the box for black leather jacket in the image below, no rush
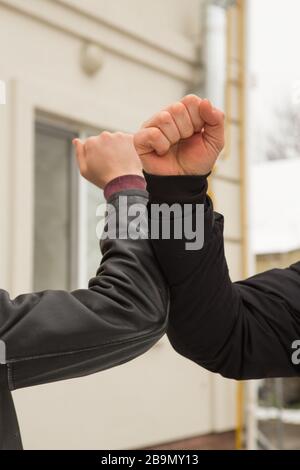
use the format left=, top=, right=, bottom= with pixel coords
left=0, top=189, right=169, bottom=450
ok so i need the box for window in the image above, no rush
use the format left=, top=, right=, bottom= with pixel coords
left=34, top=123, right=77, bottom=291
left=33, top=120, right=105, bottom=293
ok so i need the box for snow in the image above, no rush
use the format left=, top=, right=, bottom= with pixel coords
left=255, top=406, right=300, bottom=425
left=250, top=159, right=300, bottom=255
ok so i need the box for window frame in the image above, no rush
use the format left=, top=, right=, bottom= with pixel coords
left=34, top=113, right=102, bottom=291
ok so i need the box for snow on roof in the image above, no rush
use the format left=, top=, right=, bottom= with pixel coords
left=251, top=158, right=300, bottom=255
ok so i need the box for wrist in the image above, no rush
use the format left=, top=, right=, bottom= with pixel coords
left=144, top=171, right=210, bottom=204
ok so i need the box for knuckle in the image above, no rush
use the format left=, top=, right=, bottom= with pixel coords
left=100, top=131, right=111, bottom=140
left=170, top=102, right=185, bottom=114
left=149, top=127, right=161, bottom=140
left=182, top=94, right=200, bottom=106
left=162, top=139, right=170, bottom=151
left=115, top=131, right=126, bottom=139
left=158, top=111, right=173, bottom=126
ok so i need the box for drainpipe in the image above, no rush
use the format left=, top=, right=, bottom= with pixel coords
left=201, top=0, right=249, bottom=452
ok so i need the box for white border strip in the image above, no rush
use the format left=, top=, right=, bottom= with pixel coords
left=0, top=80, right=6, bottom=105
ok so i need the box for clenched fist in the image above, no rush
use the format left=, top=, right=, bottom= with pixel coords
left=134, top=95, right=225, bottom=176
left=73, top=132, right=143, bottom=189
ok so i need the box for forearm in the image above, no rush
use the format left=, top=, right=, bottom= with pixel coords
left=0, top=189, right=168, bottom=390
left=146, top=172, right=300, bottom=380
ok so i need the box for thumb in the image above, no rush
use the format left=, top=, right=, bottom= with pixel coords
left=199, top=99, right=225, bottom=151
left=73, top=139, right=87, bottom=175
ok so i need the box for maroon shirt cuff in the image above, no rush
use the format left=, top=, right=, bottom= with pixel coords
left=104, top=175, right=146, bottom=200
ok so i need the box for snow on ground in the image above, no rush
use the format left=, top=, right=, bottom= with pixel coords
left=251, top=159, right=300, bottom=255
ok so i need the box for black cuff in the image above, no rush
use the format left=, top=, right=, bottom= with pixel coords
left=144, top=172, right=210, bottom=204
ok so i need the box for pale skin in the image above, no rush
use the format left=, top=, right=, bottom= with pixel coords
left=73, top=132, right=143, bottom=189
left=73, top=95, right=225, bottom=186
left=134, top=95, right=225, bottom=176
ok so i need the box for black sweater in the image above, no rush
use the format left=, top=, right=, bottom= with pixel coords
left=145, top=173, right=300, bottom=380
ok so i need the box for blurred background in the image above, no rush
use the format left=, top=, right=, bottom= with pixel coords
left=0, top=0, right=299, bottom=450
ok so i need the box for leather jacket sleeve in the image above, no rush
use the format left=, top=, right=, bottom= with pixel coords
left=145, top=172, right=300, bottom=380
left=0, top=189, right=169, bottom=391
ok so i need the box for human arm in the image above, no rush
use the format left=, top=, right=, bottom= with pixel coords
left=135, top=95, right=300, bottom=380
left=1, top=133, right=168, bottom=391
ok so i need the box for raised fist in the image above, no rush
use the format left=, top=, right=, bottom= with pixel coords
left=73, top=132, right=143, bottom=189
left=134, top=95, right=225, bottom=176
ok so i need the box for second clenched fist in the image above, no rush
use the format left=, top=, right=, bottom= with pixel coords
left=73, top=132, right=143, bottom=189
left=134, top=95, right=225, bottom=176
